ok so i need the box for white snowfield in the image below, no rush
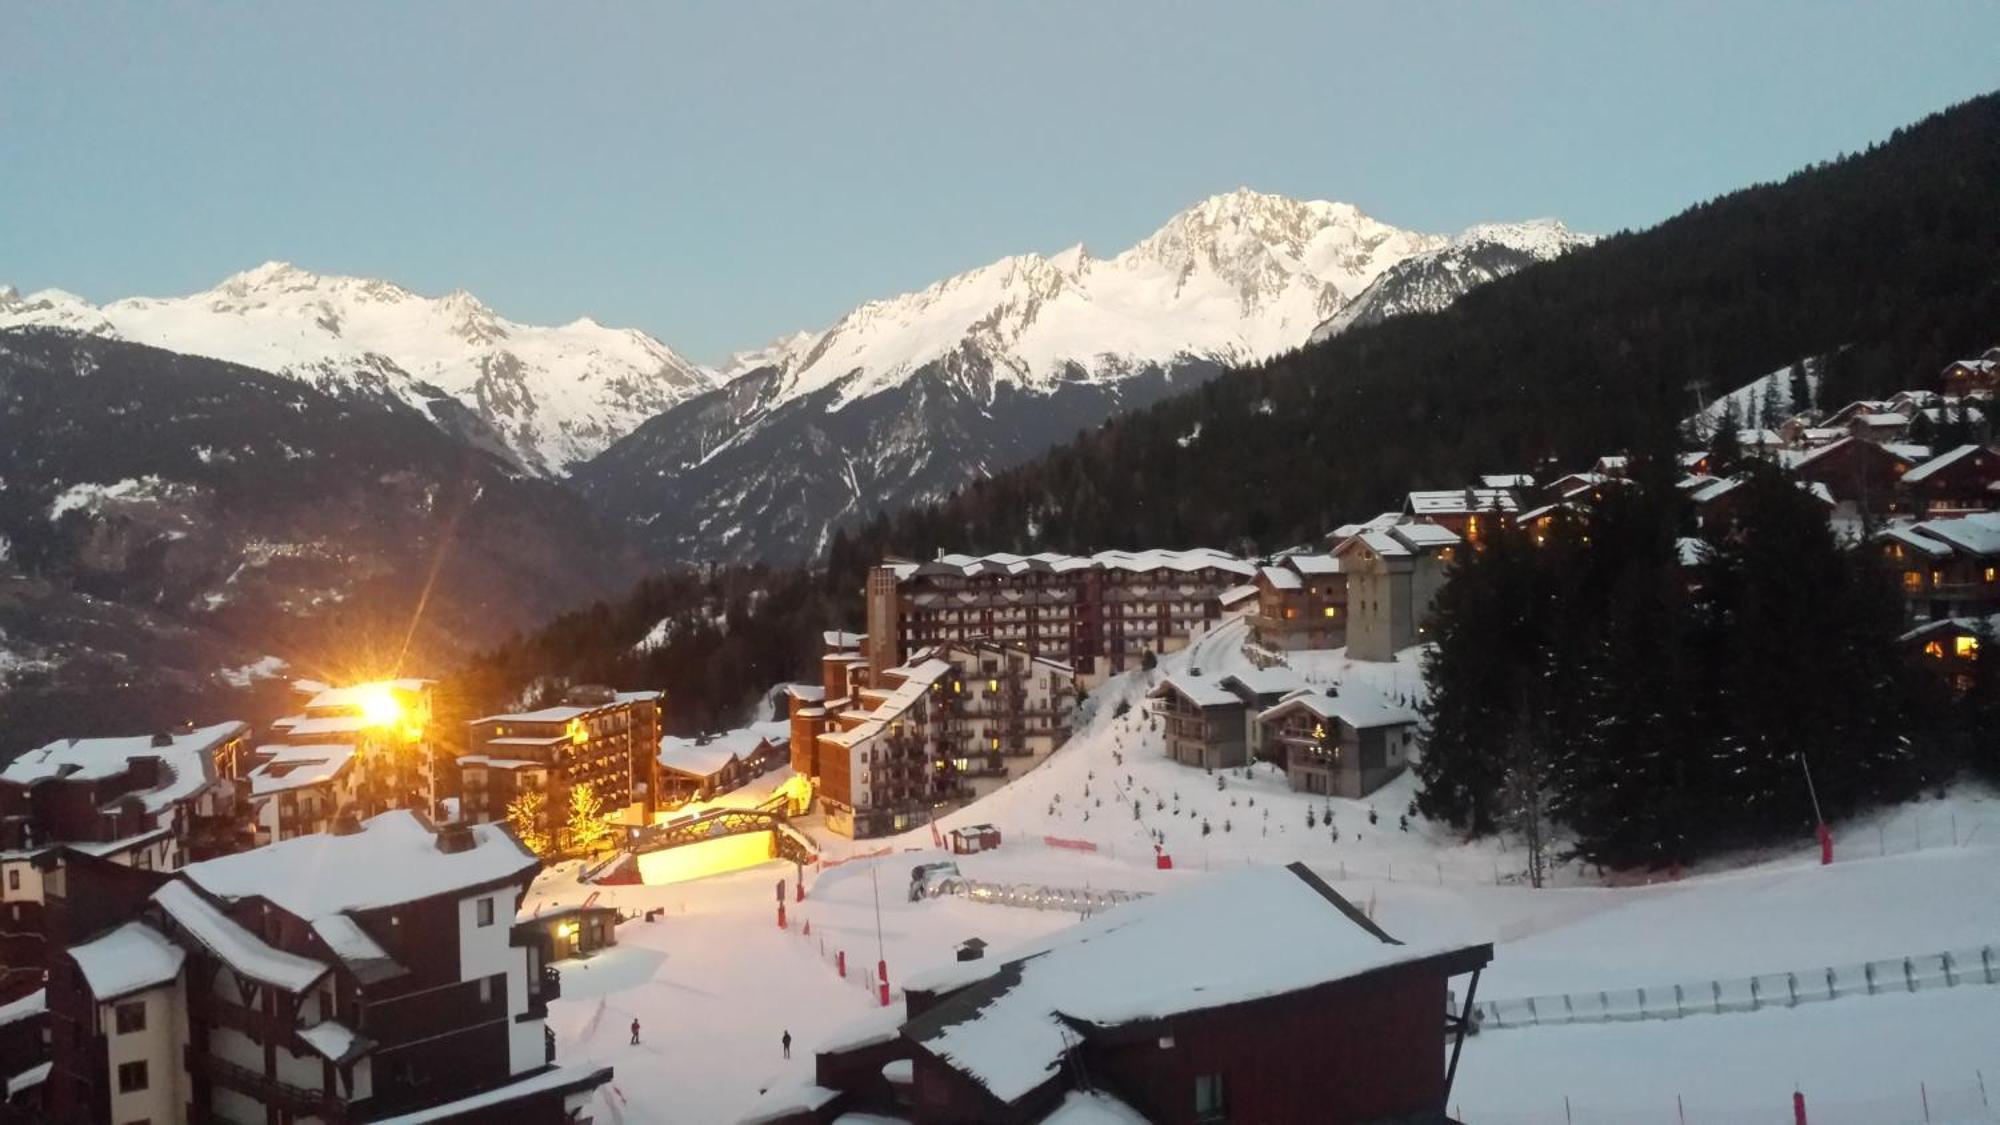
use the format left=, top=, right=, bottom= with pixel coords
left=529, top=623, right=2000, bottom=1124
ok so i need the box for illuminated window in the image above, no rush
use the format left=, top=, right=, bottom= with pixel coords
left=1322, top=606, right=1337, bottom=618
left=1283, top=608, right=1299, bottom=620
left=987, top=679, right=998, bottom=693
left=1956, top=636, right=1980, bottom=659
left=1987, top=567, right=1998, bottom=583
left=1933, top=570, right=1945, bottom=586
left=1925, top=641, right=1945, bottom=659
left=1904, top=571, right=1923, bottom=592
left=990, top=738, right=1000, bottom=751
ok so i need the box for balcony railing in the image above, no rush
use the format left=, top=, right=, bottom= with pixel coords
left=188, top=1048, right=327, bottom=1116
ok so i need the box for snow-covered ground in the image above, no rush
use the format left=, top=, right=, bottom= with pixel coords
left=530, top=623, right=2000, bottom=1124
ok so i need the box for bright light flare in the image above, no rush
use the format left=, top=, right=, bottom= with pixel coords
left=357, top=685, right=405, bottom=728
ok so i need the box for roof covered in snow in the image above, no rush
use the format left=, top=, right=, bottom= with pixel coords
left=1406, top=488, right=1520, bottom=515
left=368, top=1063, right=615, bottom=1124
left=908, top=548, right=1254, bottom=580
left=153, top=879, right=330, bottom=993
left=0, top=722, right=244, bottom=815
left=304, top=680, right=432, bottom=713
left=1259, top=688, right=1419, bottom=731
left=1286, top=553, right=1342, bottom=576
left=899, top=864, right=1487, bottom=1105
left=69, top=921, right=185, bottom=1000
left=248, top=743, right=355, bottom=796
left=1257, top=565, right=1302, bottom=590
left=1902, top=444, right=1994, bottom=484
left=181, top=810, right=536, bottom=921
left=1901, top=512, right=2000, bottom=557
left=658, top=731, right=760, bottom=778
left=1219, top=667, right=1307, bottom=700
left=1148, top=673, right=1241, bottom=710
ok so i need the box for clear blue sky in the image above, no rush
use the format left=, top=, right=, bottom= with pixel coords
left=5, top=3, right=1997, bottom=363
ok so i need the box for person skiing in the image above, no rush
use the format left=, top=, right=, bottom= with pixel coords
left=782, top=1029, right=793, bottom=1059
left=630, top=1018, right=641, bottom=1045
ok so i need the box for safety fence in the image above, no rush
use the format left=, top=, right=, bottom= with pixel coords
left=1460, top=944, right=2000, bottom=1031
left=1462, top=1073, right=1995, bottom=1124
left=781, top=910, right=906, bottom=1008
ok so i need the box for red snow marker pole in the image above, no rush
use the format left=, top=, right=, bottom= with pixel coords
left=803, top=919, right=810, bottom=937
left=878, top=959, right=888, bottom=984
left=777, top=901, right=787, bottom=930
left=1817, top=823, right=1833, bottom=866
left=879, top=979, right=891, bottom=1007
left=1793, top=1089, right=1808, bottom=1125
left=797, top=879, right=805, bottom=903
left=837, top=950, right=846, bottom=978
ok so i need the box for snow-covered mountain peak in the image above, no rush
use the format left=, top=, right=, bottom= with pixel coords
left=739, top=189, right=1459, bottom=409
left=0, top=265, right=720, bottom=474
left=1448, top=217, right=1593, bottom=257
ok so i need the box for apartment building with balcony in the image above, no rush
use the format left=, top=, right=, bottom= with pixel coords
left=462, top=686, right=663, bottom=832
left=801, top=636, right=1078, bottom=838
left=0, top=723, right=250, bottom=1005
left=40, top=811, right=609, bottom=1124
left=864, top=549, right=1254, bottom=686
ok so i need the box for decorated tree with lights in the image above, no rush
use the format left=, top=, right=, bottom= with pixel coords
left=563, top=782, right=616, bottom=855
left=505, top=791, right=552, bottom=856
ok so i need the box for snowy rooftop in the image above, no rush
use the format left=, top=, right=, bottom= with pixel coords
left=1329, top=511, right=1402, bottom=538
left=304, top=679, right=432, bottom=713
left=1902, top=443, right=1990, bottom=484
left=786, top=684, right=827, bottom=702
left=69, top=921, right=185, bottom=1000
left=1393, top=522, right=1462, bottom=548
left=1481, top=473, right=1537, bottom=489
left=153, top=879, right=329, bottom=993
left=0, top=988, right=45, bottom=1030
left=821, top=659, right=955, bottom=750
left=1217, top=582, right=1259, bottom=608
left=1219, top=667, right=1307, bottom=699
left=910, top=548, right=1254, bottom=579
left=1406, top=488, right=1520, bottom=514
left=1149, top=673, right=1240, bottom=710
left=1904, top=512, right=2000, bottom=557
left=1257, top=565, right=1302, bottom=590
left=659, top=730, right=765, bottom=778
left=823, top=630, right=866, bottom=649
left=286, top=714, right=371, bottom=737
left=473, top=704, right=591, bottom=724
left=1286, top=553, right=1342, bottom=575
left=182, top=811, right=536, bottom=921
left=0, top=721, right=244, bottom=815
left=1260, top=688, right=1418, bottom=731
left=369, top=1063, right=615, bottom=1124
left=247, top=743, right=355, bottom=796
left=898, top=864, right=1486, bottom=1105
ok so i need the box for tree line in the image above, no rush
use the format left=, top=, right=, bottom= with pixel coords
left=1415, top=457, right=1994, bottom=872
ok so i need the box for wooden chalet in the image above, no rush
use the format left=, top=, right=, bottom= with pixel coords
left=1899, top=444, right=2000, bottom=517
left=1789, top=437, right=1919, bottom=518
left=764, top=863, right=1491, bottom=1125
left=1879, top=513, right=2000, bottom=623
left=1255, top=689, right=1420, bottom=799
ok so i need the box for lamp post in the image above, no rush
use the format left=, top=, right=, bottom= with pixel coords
left=1797, top=751, right=1831, bottom=865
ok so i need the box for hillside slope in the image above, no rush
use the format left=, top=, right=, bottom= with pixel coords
left=0, top=328, right=647, bottom=755
left=838, top=93, right=2000, bottom=567
left=580, top=191, right=1580, bottom=563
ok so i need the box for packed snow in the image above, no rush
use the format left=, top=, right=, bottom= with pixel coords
left=520, top=621, right=2000, bottom=1123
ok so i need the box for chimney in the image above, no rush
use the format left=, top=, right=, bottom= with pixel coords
left=330, top=813, right=363, bottom=836
left=150, top=732, right=174, bottom=748
left=435, top=824, right=477, bottom=854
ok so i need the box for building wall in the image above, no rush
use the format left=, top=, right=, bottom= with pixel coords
left=1083, top=970, right=1451, bottom=1125
left=102, top=985, right=183, bottom=1125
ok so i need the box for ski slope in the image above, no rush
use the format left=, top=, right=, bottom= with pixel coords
left=527, top=622, right=2000, bottom=1123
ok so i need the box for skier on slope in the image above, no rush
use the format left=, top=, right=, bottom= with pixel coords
left=782, top=1029, right=793, bottom=1059
left=630, top=1018, right=641, bottom=1045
